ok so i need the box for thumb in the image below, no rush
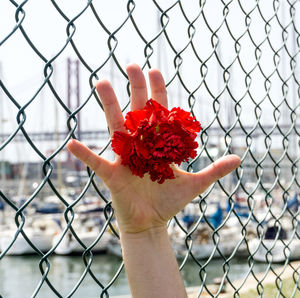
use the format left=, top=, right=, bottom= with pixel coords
left=67, top=139, right=113, bottom=181
left=190, top=154, right=241, bottom=197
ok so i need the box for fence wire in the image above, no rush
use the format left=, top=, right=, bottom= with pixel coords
left=0, top=0, right=300, bottom=297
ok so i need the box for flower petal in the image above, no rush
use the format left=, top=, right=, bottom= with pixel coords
left=111, top=99, right=201, bottom=183
left=169, top=107, right=201, bottom=133
left=125, top=110, right=147, bottom=132
left=111, top=131, right=133, bottom=162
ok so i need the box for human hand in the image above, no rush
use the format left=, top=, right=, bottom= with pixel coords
left=67, top=64, right=241, bottom=235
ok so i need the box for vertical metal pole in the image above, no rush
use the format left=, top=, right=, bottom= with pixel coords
left=291, top=7, right=298, bottom=163
left=292, top=8, right=299, bottom=187
left=53, top=60, right=62, bottom=192
left=75, top=59, right=81, bottom=173
left=0, top=61, right=6, bottom=187
left=67, top=58, right=72, bottom=166
left=76, top=60, right=81, bottom=141
left=281, top=2, right=288, bottom=125
left=67, top=58, right=81, bottom=171
left=156, top=10, right=162, bottom=71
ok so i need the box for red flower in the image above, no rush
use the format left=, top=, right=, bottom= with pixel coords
left=111, top=99, right=202, bottom=184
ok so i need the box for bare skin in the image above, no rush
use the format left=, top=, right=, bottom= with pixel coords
left=67, top=63, right=241, bottom=297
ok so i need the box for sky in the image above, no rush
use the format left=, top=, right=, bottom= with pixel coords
left=0, top=0, right=300, bottom=163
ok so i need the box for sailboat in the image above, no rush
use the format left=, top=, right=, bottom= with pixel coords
left=248, top=194, right=300, bottom=263
left=0, top=215, right=61, bottom=255
left=170, top=202, right=250, bottom=259
left=53, top=216, right=111, bottom=255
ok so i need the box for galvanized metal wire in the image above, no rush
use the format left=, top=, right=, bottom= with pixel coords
left=0, top=0, right=300, bottom=297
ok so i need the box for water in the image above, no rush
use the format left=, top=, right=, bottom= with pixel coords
left=0, top=254, right=273, bottom=297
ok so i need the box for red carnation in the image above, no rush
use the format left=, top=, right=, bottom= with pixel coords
left=111, top=99, right=202, bottom=184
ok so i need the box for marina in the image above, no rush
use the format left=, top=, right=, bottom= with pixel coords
left=0, top=254, right=277, bottom=297
left=1, top=184, right=299, bottom=261
left=1, top=160, right=299, bottom=297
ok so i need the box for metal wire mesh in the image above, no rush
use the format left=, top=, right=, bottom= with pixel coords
left=0, top=0, right=300, bottom=297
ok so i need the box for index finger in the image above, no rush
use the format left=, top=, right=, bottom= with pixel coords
left=96, top=79, right=126, bottom=136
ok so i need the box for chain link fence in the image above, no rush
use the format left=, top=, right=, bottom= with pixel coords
left=0, top=0, right=300, bottom=297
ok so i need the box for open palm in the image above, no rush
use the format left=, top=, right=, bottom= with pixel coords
left=67, top=64, right=241, bottom=234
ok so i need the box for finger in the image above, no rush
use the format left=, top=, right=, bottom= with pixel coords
left=96, top=80, right=126, bottom=136
left=189, top=154, right=241, bottom=198
left=67, top=139, right=113, bottom=182
left=148, top=68, right=168, bottom=108
left=126, top=63, right=148, bottom=110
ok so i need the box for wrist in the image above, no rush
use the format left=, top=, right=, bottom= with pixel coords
left=119, top=225, right=168, bottom=241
